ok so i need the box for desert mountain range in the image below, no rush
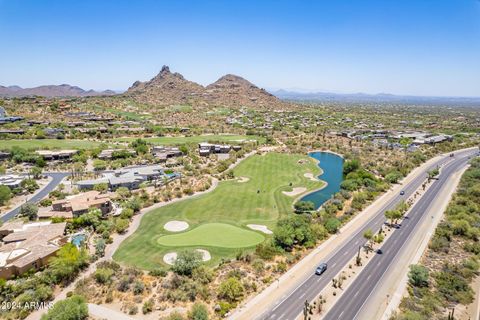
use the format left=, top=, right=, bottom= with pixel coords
left=0, top=84, right=115, bottom=98
left=125, top=65, right=286, bottom=109
left=0, top=66, right=287, bottom=109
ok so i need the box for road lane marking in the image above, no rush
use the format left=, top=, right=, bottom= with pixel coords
left=262, top=152, right=475, bottom=320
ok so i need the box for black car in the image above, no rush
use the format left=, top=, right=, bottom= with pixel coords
left=315, top=263, right=328, bottom=275
left=400, top=190, right=405, bottom=195
left=376, top=249, right=383, bottom=254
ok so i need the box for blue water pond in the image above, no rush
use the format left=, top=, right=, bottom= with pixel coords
left=300, top=152, right=344, bottom=209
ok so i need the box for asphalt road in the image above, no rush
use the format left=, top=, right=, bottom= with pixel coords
left=1, top=172, right=70, bottom=223
left=323, top=152, right=475, bottom=320
left=261, top=148, right=477, bottom=320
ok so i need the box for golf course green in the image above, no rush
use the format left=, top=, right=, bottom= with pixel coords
left=157, top=223, right=265, bottom=248
left=114, top=152, right=324, bottom=269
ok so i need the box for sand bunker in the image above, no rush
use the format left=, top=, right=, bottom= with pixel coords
left=163, top=249, right=211, bottom=265
left=163, top=252, right=178, bottom=265
left=164, top=220, right=189, bottom=232
left=282, top=187, right=307, bottom=197
left=196, top=249, right=212, bottom=262
left=237, top=176, right=250, bottom=183
left=247, top=224, right=273, bottom=235
left=304, top=173, right=319, bottom=181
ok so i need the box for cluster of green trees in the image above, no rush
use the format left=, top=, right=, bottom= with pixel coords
left=41, top=295, right=88, bottom=320
left=10, top=147, right=46, bottom=167
left=396, top=158, right=480, bottom=319
left=273, top=215, right=329, bottom=251
left=384, top=201, right=409, bottom=226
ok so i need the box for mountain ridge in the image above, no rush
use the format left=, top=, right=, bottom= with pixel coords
left=271, top=89, right=480, bottom=106
left=0, top=84, right=116, bottom=98
left=125, top=65, right=287, bottom=110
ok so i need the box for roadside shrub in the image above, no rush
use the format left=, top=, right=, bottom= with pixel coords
left=324, top=218, right=341, bottom=234
left=218, top=277, right=244, bottom=302
left=408, top=265, right=429, bottom=288
left=255, top=241, right=278, bottom=260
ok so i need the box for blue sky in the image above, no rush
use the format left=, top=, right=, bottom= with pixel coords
left=1, top=0, right=479, bottom=96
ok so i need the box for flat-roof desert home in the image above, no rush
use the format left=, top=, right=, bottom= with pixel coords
left=0, top=106, right=24, bottom=124
left=77, top=164, right=180, bottom=190
left=198, top=142, right=241, bottom=156
left=35, top=150, right=78, bottom=161
left=0, top=174, right=26, bottom=189
left=0, top=221, right=67, bottom=279
left=151, top=146, right=183, bottom=162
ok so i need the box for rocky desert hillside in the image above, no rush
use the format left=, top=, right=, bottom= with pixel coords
left=125, top=65, right=289, bottom=110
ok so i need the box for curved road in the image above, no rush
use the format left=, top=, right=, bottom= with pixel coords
left=262, top=148, right=477, bottom=320
left=1, top=172, right=70, bottom=223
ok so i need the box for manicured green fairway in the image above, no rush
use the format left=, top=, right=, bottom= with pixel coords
left=157, top=223, right=265, bottom=248
left=114, top=152, right=324, bottom=269
left=0, top=139, right=104, bottom=151
left=115, top=134, right=264, bottom=145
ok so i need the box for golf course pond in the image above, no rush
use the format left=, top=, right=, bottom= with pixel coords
left=300, top=151, right=344, bottom=209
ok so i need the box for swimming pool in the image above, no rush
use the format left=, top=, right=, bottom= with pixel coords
left=71, top=233, right=86, bottom=247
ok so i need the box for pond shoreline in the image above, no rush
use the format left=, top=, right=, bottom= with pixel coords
left=298, top=150, right=344, bottom=210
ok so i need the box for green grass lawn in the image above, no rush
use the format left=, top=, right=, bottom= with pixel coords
left=157, top=223, right=265, bottom=248
left=0, top=139, right=104, bottom=151
left=114, top=152, right=324, bottom=270
left=114, top=134, right=265, bottom=145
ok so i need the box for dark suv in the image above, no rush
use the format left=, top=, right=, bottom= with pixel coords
left=315, top=263, right=328, bottom=275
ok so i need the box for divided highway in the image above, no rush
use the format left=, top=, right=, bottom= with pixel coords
left=323, top=151, right=476, bottom=320
left=261, top=148, right=477, bottom=320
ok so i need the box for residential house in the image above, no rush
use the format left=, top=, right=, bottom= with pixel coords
left=77, top=165, right=180, bottom=191
left=151, top=146, right=183, bottom=162
left=0, top=174, right=25, bottom=189
left=198, top=142, right=241, bottom=156
left=36, top=150, right=78, bottom=161
left=98, top=149, right=136, bottom=160
left=0, top=106, right=24, bottom=124
left=43, top=128, right=66, bottom=138
left=0, top=222, right=67, bottom=279
left=0, top=129, right=25, bottom=135
left=0, top=151, right=10, bottom=160
left=39, top=191, right=113, bottom=219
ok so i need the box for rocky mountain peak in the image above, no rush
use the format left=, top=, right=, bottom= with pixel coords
left=125, top=66, right=288, bottom=110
